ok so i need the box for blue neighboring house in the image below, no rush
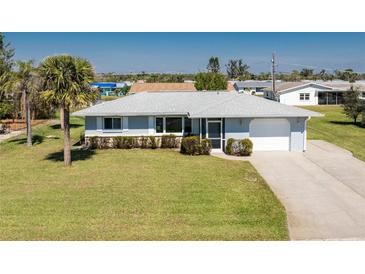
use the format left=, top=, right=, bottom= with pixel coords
left=91, top=82, right=127, bottom=96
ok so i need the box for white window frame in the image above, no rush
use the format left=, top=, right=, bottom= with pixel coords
left=155, top=116, right=184, bottom=135
left=103, top=117, right=122, bottom=131
left=299, top=93, right=310, bottom=101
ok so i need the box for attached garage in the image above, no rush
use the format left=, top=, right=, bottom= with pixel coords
left=249, top=118, right=290, bottom=151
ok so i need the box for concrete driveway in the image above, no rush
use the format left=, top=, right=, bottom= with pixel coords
left=249, top=140, right=365, bottom=240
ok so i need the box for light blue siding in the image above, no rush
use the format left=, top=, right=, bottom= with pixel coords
left=85, top=116, right=97, bottom=130
left=128, top=116, right=149, bottom=135
left=224, top=118, right=251, bottom=140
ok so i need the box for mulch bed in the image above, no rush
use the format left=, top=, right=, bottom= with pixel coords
left=0, top=119, right=48, bottom=131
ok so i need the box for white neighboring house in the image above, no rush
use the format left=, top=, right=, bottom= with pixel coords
left=233, top=81, right=274, bottom=95
left=264, top=81, right=365, bottom=106
left=72, top=91, right=321, bottom=152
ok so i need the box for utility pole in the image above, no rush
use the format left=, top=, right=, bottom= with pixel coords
left=271, top=53, right=277, bottom=100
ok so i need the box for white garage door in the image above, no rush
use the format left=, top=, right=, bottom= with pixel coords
left=249, top=118, right=290, bottom=151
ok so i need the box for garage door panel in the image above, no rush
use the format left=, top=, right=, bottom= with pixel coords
left=249, top=119, right=290, bottom=151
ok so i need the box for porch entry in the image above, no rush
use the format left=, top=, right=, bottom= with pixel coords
left=207, top=119, right=222, bottom=150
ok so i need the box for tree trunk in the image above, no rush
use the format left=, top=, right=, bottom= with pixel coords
left=25, top=91, right=32, bottom=147
left=60, top=105, right=64, bottom=130
left=63, top=105, right=72, bottom=166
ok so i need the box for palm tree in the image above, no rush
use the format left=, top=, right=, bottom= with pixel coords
left=40, top=55, right=97, bottom=166
left=15, top=61, right=38, bottom=146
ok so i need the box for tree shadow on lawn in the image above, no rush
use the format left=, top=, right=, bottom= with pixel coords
left=50, top=123, right=83, bottom=130
left=8, top=134, right=45, bottom=145
left=45, top=148, right=96, bottom=162
left=330, top=121, right=365, bottom=128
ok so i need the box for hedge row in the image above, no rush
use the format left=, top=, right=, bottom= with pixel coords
left=87, top=134, right=179, bottom=149
left=225, top=138, right=253, bottom=156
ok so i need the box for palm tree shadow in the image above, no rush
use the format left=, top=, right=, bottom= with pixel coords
left=8, top=134, right=45, bottom=145
left=330, top=121, right=365, bottom=128
left=45, top=148, right=96, bottom=162
left=50, top=123, right=83, bottom=130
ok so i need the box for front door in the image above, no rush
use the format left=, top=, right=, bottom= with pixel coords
left=207, top=121, right=222, bottom=150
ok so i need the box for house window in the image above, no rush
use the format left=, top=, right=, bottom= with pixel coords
left=299, top=93, right=310, bottom=101
left=104, top=117, right=122, bottom=130
left=155, top=117, right=163, bottom=133
left=184, top=117, right=192, bottom=135
left=165, top=117, right=182, bottom=133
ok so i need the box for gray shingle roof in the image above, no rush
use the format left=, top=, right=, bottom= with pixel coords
left=234, top=81, right=273, bottom=89
left=72, top=91, right=322, bottom=118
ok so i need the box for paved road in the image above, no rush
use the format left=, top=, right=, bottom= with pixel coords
left=248, top=140, right=365, bottom=240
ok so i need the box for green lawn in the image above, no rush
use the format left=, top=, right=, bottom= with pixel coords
left=0, top=118, right=288, bottom=240
left=301, top=105, right=365, bottom=162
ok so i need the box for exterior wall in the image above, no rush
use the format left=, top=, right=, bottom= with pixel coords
left=279, top=86, right=319, bottom=106
left=85, top=115, right=199, bottom=137
left=84, top=115, right=307, bottom=152
left=224, top=118, right=251, bottom=140
left=288, top=117, right=307, bottom=151
left=85, top=116, right=152, bottom=137
left=128, top=116, right=149, bottom=135
left=224, top=117, right=306, bottom=152
left=191, top=118, right=200, bottom=134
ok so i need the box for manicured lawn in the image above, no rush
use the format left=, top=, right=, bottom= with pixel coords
left=0, top=118, right=288, bottom=240
left=301, top=105, right=365, bottom=162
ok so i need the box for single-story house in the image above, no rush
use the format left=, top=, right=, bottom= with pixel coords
left=73, top=91, right=321, bottom=152
left=264, top=81, right=365, bottom=106
left=233, top=80, right=274, bottom=95
left=129, top=82, right=236, bottom=93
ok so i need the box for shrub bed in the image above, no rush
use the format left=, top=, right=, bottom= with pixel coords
left=180, top=136, right=212, bottom=155
left=225, top=138, right=253, bottom=156
left=85, top=135, right=180, bottom=149
left=161, top=134, right=178, bottom=148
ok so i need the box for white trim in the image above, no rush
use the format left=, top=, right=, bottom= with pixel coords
left=102, top=117, right=123, bottom=132
left=155, top=116, right=184, bottom=135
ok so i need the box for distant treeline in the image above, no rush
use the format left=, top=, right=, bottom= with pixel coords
left=96, top=69, right=365, bottom=83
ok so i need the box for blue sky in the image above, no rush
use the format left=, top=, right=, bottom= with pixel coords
left=5, top=33, right=365, bottom=73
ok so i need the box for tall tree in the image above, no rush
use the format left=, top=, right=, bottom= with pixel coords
left=207, top=57, right=220, bottom=73
left=15, top=61, right=39, bottom=146
left=194, top=72, right=227, bottom=91
left=300, top=68, right=314, bottom=79
left=342, top=86, right=363, bottom=124
left=40, top=55, right=97, bottom=166
left=226, top=59, right=250, bottom=80
left=0, top=33, right=15, bottom=102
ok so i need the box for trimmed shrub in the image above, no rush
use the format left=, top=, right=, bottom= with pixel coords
left=140, top=136, right=149, bottom=149
left=226, top=138, right=234, bottom=155
left=161, top=134, right=178, bottom=148
left=180, top=136, right=200, bottom=155
left=238, top=138, right=253, bottom=156
left=200, top=139, right=212, bottom=155
left=88, top=136, right=98, bottom=149
left=180, top=136, right=212, bottom=155
left=122, top=136, right=135, bottom=149
left=225, top=138, right=253, bottom=156
left=149, top=136, right=157, bottom=149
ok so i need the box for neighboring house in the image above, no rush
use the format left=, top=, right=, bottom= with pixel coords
left=264, top=81, right=365, bottom=106
left=129, top=82, right=236, bottom=93
left=72, top=91, right=321, bottom=152
left=233, top=80, right=274, bottom=95
left=129, top=82, right=197, bottom=93
left=91, top=82, right=126, bottom=96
